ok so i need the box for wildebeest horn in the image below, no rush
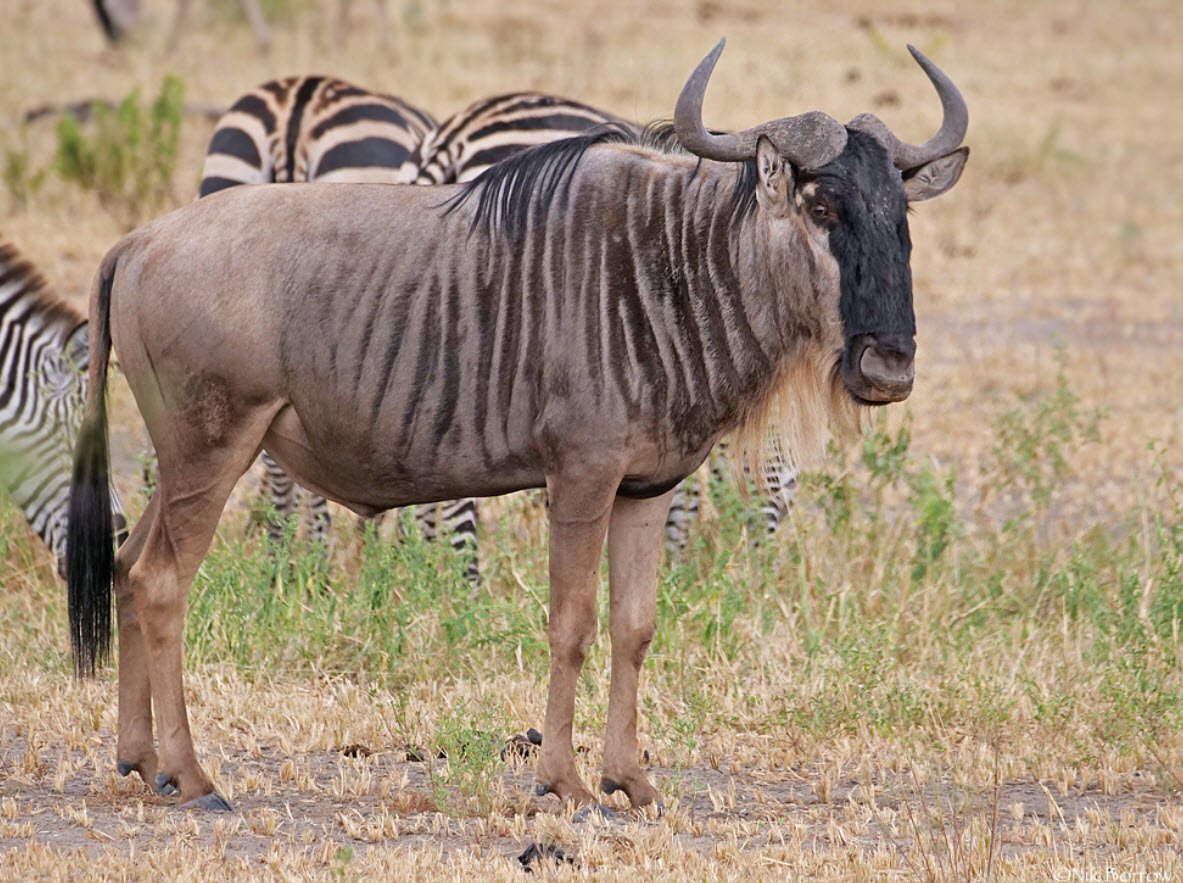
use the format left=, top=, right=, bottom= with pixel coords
left=848, top=45, right=968, bottom=171
left=675, top=38, right=848, bottom=169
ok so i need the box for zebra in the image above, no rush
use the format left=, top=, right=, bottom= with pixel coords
left=199, top=75, right=435, bottom=196
left=0, top=236, right=127, bottom=576
left=68, top=39, right=968, bottom=813
left=412, top=91, right=632, bottom=185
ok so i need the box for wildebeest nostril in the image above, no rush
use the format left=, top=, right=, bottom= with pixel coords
left=859, top=344, right=915, bottom=390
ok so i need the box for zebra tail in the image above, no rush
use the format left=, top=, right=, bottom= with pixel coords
left=67, top=254, right=117, bottom=678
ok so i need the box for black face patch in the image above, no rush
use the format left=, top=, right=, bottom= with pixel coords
left=801, top=129, right=915, bottom=345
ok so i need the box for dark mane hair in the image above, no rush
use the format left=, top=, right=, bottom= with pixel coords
left=445, top=124, right=634, bottom=239
left=0, top=238, right=86, bottom=332
left=445, top=120, right=761, bottom=238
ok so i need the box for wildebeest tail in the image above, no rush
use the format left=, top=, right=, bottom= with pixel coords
left=67, top=253, right=117, bottom=677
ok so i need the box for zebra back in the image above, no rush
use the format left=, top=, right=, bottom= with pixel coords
left=0, top=237, right=126, bottom=573
left=414, top=91, right=634, bottom=185
left=199, top=76, right=436, bottom=197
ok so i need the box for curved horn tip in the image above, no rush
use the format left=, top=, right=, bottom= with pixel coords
left=700, top=37, right=727, bottom=67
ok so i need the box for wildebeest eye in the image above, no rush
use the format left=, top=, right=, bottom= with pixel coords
left=809, top=201, right=835, bottom=224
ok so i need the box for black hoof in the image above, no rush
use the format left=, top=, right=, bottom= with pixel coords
left=534, top=782, right=553, bottom=797
left=154, top=773, right=178, bottom=797
left=181, top=792, right=233, bottom=812
left=526, top=728, right=543, bottom=746
left=405, top=744, right=428, bottom=763
left=573, top=803, right=619, bottom=823
left=654, top=799, right=665, bottom=818
left=518, top=841, right=574, bottom=870
left=599, top=777, right=621, bottom=795
left=501, top=734, right=539, bottom=762
left=116, top=761, right=136, bottom=778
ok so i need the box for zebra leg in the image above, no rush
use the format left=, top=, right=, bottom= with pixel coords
left=601, top=489, right=674, bottom=810
left=441, top=497, right=480, bottom=585
left=114, top=492, right=159, bottom=787
left=664, top=478, right=700, bottom=555
left=301, top=490, right=333, bottom=552
left=259, top=452, right=297, bottom=545
left=415, top=502, right=439, bottom=543
left=753, top=456, right=799, bottom=544
left=535, top=473, right=616, bottom=807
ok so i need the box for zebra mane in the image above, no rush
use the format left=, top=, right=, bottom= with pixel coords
left=0, top=238, right=85, bottom=332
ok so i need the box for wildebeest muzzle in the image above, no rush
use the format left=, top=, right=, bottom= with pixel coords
left=841, top=333, right=915, bottom=405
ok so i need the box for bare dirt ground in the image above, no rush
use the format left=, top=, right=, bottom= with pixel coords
left=4, top=720, right=1180, bottom=878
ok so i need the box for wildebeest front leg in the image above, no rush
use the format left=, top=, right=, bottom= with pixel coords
left=535, top=475, right=617, bottom=806
left=601, top=491, right=674, bottom=809
left=114, top=493, right=159, bottom=785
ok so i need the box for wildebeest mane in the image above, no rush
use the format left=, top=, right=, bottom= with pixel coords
left=447, top=120, right=759, bottom=240
left=447, top=124, right=634, bottom=239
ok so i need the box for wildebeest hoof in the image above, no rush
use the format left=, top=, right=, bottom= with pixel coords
left=599, top=776, right=621, bottom=795
left=533, top=782, right=553, bottom=797
left=116, top=760, right=137, bottom=777
left=501, top=733, right=539, bottom=762
left=404, top=744, right=428, bottom=762
left=573, top=803, right=619, bottom=823
left=153, top=773, right=179, bottom=797
left=181, top=792, right=233, bottom=812
left=526, top=728, right=543, bottom=746
left=518, top=841, right=574, bottom=870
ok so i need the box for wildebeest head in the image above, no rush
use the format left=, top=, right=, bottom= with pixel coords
left=675, top=39, right=968, bottom=407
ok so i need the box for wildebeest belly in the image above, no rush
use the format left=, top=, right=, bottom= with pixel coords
left=261, top=403, right=545, bottom=514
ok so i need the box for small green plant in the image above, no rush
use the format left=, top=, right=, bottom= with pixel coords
left=425, top=701, right=506, bottom=817
left=54, top=74, right=185, bottom=226
left=981, top=353, right=1102, bottom=532
left=3, top=136, right=48, bottom=209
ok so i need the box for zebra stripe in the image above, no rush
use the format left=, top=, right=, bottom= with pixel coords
left=0, top=238, right=127, bottom=575
left=199, top=75, right=435, bottom=197
left=414, top=92, right=627, bottom=185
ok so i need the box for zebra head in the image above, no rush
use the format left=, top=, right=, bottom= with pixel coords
left=0, top=238, right=128, bottom=578
left=675, top=39, right=969, bottom=408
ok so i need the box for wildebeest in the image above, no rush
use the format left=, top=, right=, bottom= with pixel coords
left=67, top=39, right=968, bottom=811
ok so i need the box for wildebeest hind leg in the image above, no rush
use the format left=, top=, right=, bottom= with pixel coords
left=128, top=405, right=279, bottom=810
left=601, top=490, right=673, bottom=809
left=534, top=472, right=618, bottom=807
left=114, top=492, right=160, bottom=786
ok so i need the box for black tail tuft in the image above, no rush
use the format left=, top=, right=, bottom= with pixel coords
left=67, top=261, right=116, bottom=678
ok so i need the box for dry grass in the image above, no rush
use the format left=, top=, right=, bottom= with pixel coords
left=2, top=0, right=1182, bottom=879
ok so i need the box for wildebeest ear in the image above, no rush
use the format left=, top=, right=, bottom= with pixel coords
left=903, top=147, right=969, bottom=202
left=755, top=136, right=792, bottom=210
left=63, top=322, right=89, bottom=372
